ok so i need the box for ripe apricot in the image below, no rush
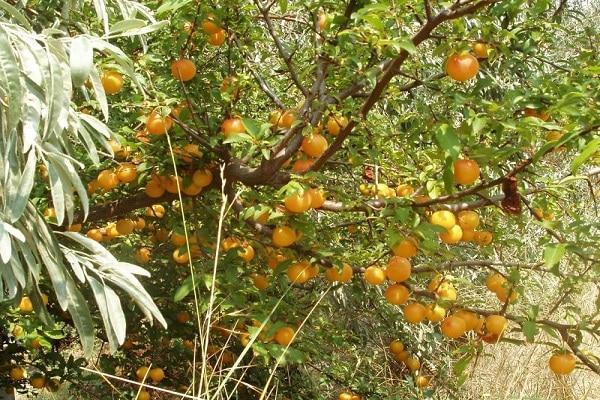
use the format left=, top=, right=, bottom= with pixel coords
left=238, top=244, right=255, bottom=262
left=201, top=17, right=220, bottom=34
left=116, top=163, right=137, bottom=183
left=441, top=315, right=467, bottom=338
left=395, top=184, right=414, bottom=197
left=415, top=375, right=430, bottom=388
left=86, top=229, right=103, bottom=241
left=135, top=366, right=149, bottom=381
left=472, top=42, right=489, bottom=58
left=251, top=273, right=269, bottom=290
left=474, top=230, right=493, bottom=246
left=18, top=297, right=33, bottom=313
left=192, top=169, right=213, bottom=187
left=66, top=223, right=82, bottom=232
left=115, top=219, right=135, bottom=235
left=97, top=169, right=119, bottom=191
left=485, top=273, right=506, bottom=293
left=307, top=188, right=326, bottom=208
left=208, top=29, right=226, bottom=46
left=9, top=366, right=25, bottom=380
left=485, top=314, right=508, bottom=336
left=461, top=229, right=475, bottom=241
left=392, top=238, right=418, bottom=258
left=404, top=302, right=427, bottom=324
left=274, top=326, right=295, bottom=346
left=386, top=256, right=411, bottom=282
left=137, top=390, right=151, bottom=400
left=394, top=350, right=409, bottom=362
left=389, top=340, right=404, bottom=354
left=149, top=368, right=164, bottom=383
left=430, top=210, right=456, bottom=230
left=454, top=159, right=480, bottom=185
left=292, top=158, right=314, bottom=173
left=446, top=53, right=479, bottom=81
left=457, top=210, right=480, bottom=230
left=549, top=352, right=576, bottom=375
left=454, top=310, right=479, bottom=331
left=182, top=182, right=202, bottom=196
left=364, top=266, right=386, bottom=285
left=146, top=204, right=166, bottom=218
left=171, top=59, right=196, bottom=82
left=272, top=226, right=297, bottom=247
left=326, top=115, right=348, bottom=135
left=146, top=111, right=173, bottom=135
left=172, top=249, right=190, bottom=264
left=325, top=263, right=353, bottom=283
left=221, top=117, right=245, bottom=138
left=176, top=311, right=190, bottom=324
left=405, top=356, right=420, bottom=372
left=440, top=224, right=463, bottom=244
left=436, top=283, right=457, bottom=301
left=135, top=247, right=151, bottom=264
left=301, top=133, right=328, bottom=157
left=384, top=284, right=410, bottom=305
left=495, top=285, right=519, bottom=303
left=288, top=262, right=312, bottom=284
left=426, top=304, right=446, bottom=323
left=30, top=374, right=46, bottom=388
left=284, top=190, right=312, bottom=213
left=101, top=71, right=123, bottom=95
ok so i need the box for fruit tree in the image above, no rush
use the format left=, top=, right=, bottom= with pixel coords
left=0, top=0, right=599, bottom=399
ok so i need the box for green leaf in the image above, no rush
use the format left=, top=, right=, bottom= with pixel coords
left=544, top=243, right=566, bottom=269
left=443, top=156, right=455, bottom=193
left=571, top=137, right=600, bottom=173
left=174, top=275, right=198, bottom=302
left=69, top=36, right=93, bottom=87
left=242, top=118, right=261, bottom=137
left=521, top=320, right=539, bottom=342
left=156, top=0, right=192, bottom=15
left=435, top=124, right=461, bottom=160
left=0, top=0, right=32, bottom=29
left=278, top=0, right=288, bottom=13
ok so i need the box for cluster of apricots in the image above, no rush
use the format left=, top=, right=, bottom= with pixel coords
left=485, top=272, right=519, bottom=304
left=430, top=209, right=493, bottom=246
left=200, top=15, right=227, bottom=46
left=144, top=168, right=213, bottom=199
left=88, top=161, right=138, bottom=194
left=7, top=366, right=60, bottom=394
left=389, top=340, right=431, bottom=389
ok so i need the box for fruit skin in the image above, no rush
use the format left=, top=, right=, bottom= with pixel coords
left=325, top=263, right=353, bottom=283
left=274, top=326, right=295, bottom=346
left=146, top=111, right=173, bottom=135
left=101, top=71, right=124, bottom=94
left=307, top=188, right=326, bottom=208
left=426, top=304, right=446, bottom=323
left=272, top=226, right=297, bottom=247
left=171, top=59, right=197, bottom=81
left=326, top=115, right=348, bottom=135
left=405, top=356, right=420, bottom=372
left=136, top=366, right=150, bottom=381
left=97, top=169, right=120, bottom=191
left=208, top=29, right=226, bottom=46
left=415, top=375, right=430, bottom=388
left=301, top=133, right=328, bottom=157
left=292, top=158, right=314, bottom=173
left=454, top=159, right=481, bottom=185
left=445, top=53, right=480, bottom=81
left=9, top=366, right=26, bottom=380
left=389, top=340, right=404, bottom=354
left=440, top=224, right=463, bottom=244
left=454, top=310, right=479, bottom=331
left=364, top=266, right=386, bottom=285
left=116, top=219, right=135, bottom=235
left=145, top=178, right=165, bottom=198
left=201, top=18, right=221, bottom=34
left=221, top=117, right=245, bottom=137
left=287, top=262, right=312, bottom=284
left=284, top=191, right=312, bottom=213
left=485, top=314, right=508, bottom=336
left=474, top=230, right=493, bottom=246
left=457, top=210, right=480, bottom=230
left=430, top=210, right=456, bottom=230
left=192, top=169, right=213, bottom=187
left=549, top=352, right=576, bottom=375
left=485, top=273, right=507, bottom=293
left=149, top=367, right=165, bottom=383
left=441, top=315, right=467, bottom=338
left=30, top=374, right=46, bottom=388
left=386, top=256, right=411, bottom=282
left=392, top=238, right=417, bottom=258
left=251, top=273, right=269, bottom=290
left=18, top=296, right=33, bottom=313
left=403, top=302, right=427, bottom=324
left=384, top=284, right=410, bottom=305
left=472, top=42, right=489, bottom=58
left=116, top=163, right=137, bottom=183
left=137, top=390, right=151, bottom=400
